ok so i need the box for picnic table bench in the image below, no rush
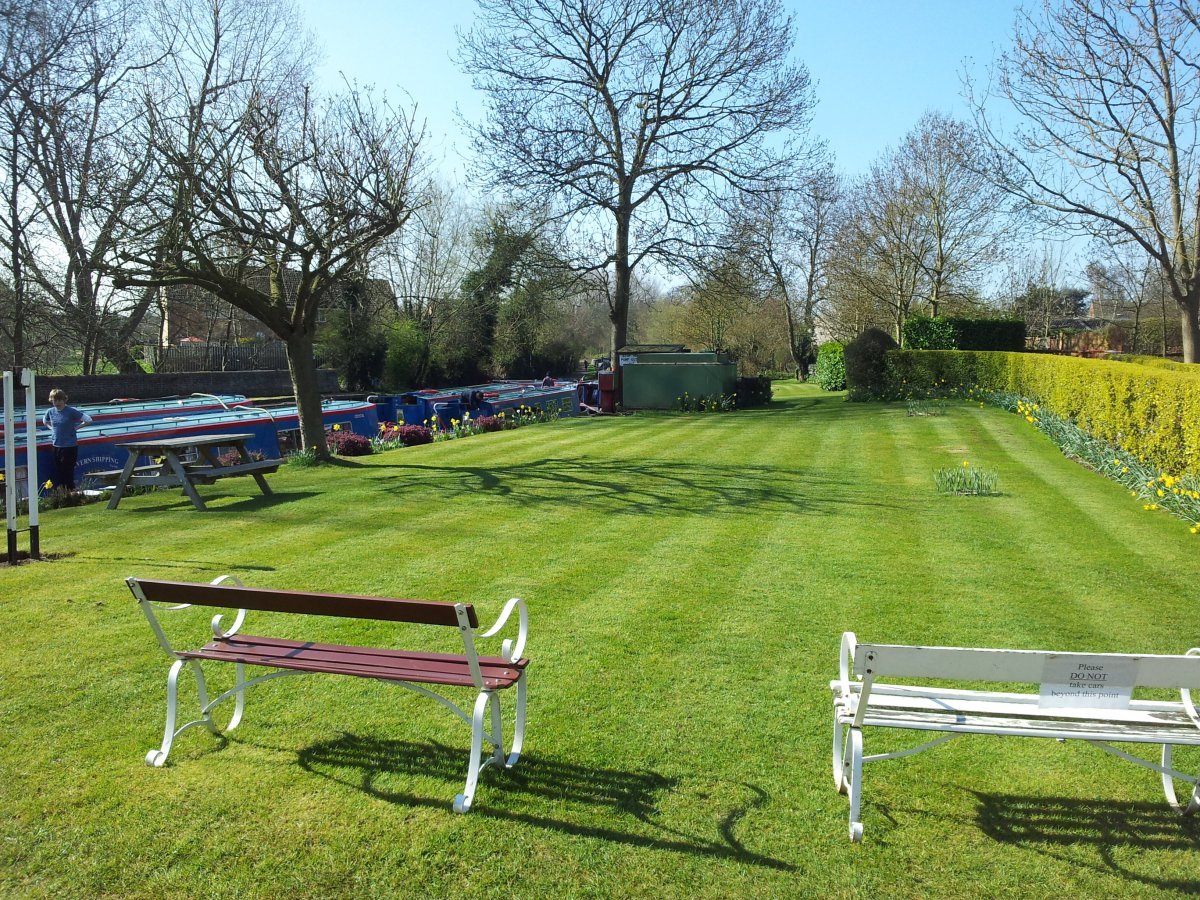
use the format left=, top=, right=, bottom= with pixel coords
left=127, top=576, right=529, bottom=813
left=831, top=632, right=1200, bottom=841
left=100, top=433, right=279, bottom=510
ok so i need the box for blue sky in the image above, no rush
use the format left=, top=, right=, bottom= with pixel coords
left=302, top=0, right=1022, bottom=178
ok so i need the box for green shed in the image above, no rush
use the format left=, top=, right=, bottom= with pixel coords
left=618, top=346, right=737, bottom=409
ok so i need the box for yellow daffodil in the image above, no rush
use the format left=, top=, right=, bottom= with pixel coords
left=332, top=424, right=341, bottom=431
left=43, top=479, right=52, bottom=490
left=1157, top=489, right=1165, bottom=497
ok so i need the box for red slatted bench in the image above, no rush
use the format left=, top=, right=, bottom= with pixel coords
left=127, top=576, right=529, bottom=813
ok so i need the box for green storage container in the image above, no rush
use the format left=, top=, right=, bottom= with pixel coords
left=619, top=350, right=736, bottom=409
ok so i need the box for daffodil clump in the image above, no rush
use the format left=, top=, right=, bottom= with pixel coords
left=676, top=391, right=737, bottom=413
left=934, top=459, right=999, bottom=496
left=989, top=390, right=1200, bottom=533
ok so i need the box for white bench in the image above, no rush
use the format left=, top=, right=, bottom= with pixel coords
left=831, top=632, right=1200, bottom=842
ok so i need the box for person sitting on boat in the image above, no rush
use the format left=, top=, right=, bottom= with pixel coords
left=43, top=389, right=92, bottom=491
left=541, top=373, right=554, bottom=387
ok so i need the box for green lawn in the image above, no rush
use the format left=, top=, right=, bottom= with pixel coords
left=2, top=381, right=1199, bottom=897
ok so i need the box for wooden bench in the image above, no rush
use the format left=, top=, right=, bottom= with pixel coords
left=127, top=576, right=529, bottom=813
left=831, top=632, right=1200, bottom=842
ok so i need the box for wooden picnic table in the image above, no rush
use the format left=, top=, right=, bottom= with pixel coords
left=104, top=433, right=279, bottom=510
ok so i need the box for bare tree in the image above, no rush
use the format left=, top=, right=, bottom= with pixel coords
left=0, top=0, right=124, bottom=370
left=16, top=0, right=159, bottom=373
left=458, top=0, right=815, bottom=380
left=1087, top=242, right=1174, bottom=353
left=972, top=0, right=1200, bottom=362
left=379, top=182, right=481, bottom=384
left=831, top=160, right=928, bottom=343
left=900, top=111, right=1009, bottom=316
left=740, top=161, right=841, bottom=375
left=110, top=0, right=423, bottom=456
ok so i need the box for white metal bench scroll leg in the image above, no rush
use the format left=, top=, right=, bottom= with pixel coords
left=845, top=663, right=875, bottom=843
left=846, top=726, right=865, bottom=842
left=479, top=596, right=529, bottom=768
left=1164, top=661, right=1200, bottom=815
left=507, top=671, right=527, bottom=768
left=455, top=691, right=494, bottom=814
left=833, top=632, right=855, bottom=795
left=146, top=658, right=217, bottom=766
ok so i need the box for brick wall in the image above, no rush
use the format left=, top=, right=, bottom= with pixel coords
left=34, top=370, right=340, bottom=404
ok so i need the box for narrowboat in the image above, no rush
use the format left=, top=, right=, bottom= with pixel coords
left=0, top=393, right=248, bottom=438
left=1, top=399, right=378, bottom=494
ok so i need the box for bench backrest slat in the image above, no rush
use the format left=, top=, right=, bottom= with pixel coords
left=130, top=578, right=478, bottom=629
left=854, top=643, right=1200, bottom=689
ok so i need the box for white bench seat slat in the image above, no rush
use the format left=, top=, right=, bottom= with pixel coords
left=833, top=681, right=1197, bottom=723
left=844, top=702, right=1200, bottom=745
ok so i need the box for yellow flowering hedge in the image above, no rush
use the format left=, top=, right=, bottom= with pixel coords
left=887, top=350, right=1200, bottom=478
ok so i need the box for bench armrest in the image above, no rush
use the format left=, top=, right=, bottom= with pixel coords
left=479, top=597, right=528, bottom=663
left=836, top=632, right=858, bottom=701
left=208, top=575, right=247, bottom=639
left=128, top=573, right=247, bottom=657
left=1184, top=648, right=1200, bottom=731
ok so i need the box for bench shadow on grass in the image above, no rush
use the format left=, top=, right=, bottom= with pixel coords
left=376, top=457, right=900, bottom=518
left=115, top=490, right=319, bottom=513
left=296, top=733, right=792, bottom=871
left=972, top=791, right=1200, bottom=892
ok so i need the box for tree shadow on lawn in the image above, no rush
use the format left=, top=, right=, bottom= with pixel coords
left=296, top=732, right=792, bottom=870
left=375, top=457, right=902, bottom=518
left=971, top=791, right=1200, bottom=892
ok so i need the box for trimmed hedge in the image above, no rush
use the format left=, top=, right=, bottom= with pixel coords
left=813, top=341, right=846, bottom=391
left=903, top=315, right=1026, bottom=351
left=886, top=349, right=1200, bottom=476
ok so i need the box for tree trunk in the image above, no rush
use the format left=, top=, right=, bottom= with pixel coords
left=285, top=330, right=330, bottom=459
left=609, top=210, right=632, bottom=400
left=1180, top=294, right=1200, bottom=364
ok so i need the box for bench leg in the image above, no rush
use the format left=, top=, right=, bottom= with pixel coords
left=844, top=726, right=865, bottom=842
left=833, top=713, right=848, bottom=794
left=454, top=691, right=498, bottom=813
left=1161, top=744, right=1200, bottom=815
left=145, top=659, right=217, bottom=767
left=505, top=672, right=527, bottom=769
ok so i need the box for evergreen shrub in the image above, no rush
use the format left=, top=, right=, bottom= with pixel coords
left=813, top=341, right=846, bottom=391
left=844, top=328, right=897, bottom=400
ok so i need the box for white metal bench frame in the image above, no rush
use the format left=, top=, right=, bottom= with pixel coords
left=831, top=632, right=1200, bottom=842
left=128, top=575, right=529, bottom=813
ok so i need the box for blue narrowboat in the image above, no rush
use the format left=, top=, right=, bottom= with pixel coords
left=374, top=380, right=580, bottom=427
left=1, top=399, right=378, bottom=494
left=0, top=393, right=248, bottom=438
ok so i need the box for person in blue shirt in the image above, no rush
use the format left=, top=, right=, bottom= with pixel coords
left=42, top=389, right=92, bottom=491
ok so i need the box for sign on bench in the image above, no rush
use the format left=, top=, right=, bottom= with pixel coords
left=127, top=576, right=529, bottom=813
left=831, top=632, right=1200, bottom=842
